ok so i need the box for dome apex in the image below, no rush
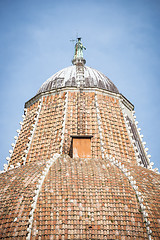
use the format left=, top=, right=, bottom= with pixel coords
left=38, top=38, right=119, bottom=94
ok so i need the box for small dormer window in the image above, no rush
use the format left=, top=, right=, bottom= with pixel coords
left=71, top=136, right=92, bottom=158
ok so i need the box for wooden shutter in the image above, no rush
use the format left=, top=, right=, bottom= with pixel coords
left=72, top=137, right=91, bottom=158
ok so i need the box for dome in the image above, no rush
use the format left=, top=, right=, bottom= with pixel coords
left=37, top=65, right=119, bottom=94
left=1, top=39, right=160, bottom=239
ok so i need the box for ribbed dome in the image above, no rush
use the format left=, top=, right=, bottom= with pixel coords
left=37, top=65, right=119, bottom=94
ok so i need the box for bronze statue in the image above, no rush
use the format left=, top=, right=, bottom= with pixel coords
left=74, top=37, right=86, bottom=59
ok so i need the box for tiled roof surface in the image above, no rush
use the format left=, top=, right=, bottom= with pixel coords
left=63, top=91, right=102, bottom=158
left=2, top=88, right=159, bottom=239
left=122, top=161, right=160, bottom=238
left=25, top=93, right=66, bottom=164
left=10, top=100, right=40, bottom=167
left=0, top=161, right=46, bottom=239
left=31, top=155, right=148, bottom=240
left=0, top=155, right=160, bottom=239
left=8, top=93, right=66, bottom=168
left=8, top=90, right=137, bottom=168
left=96, top=93, right=136, bottom=164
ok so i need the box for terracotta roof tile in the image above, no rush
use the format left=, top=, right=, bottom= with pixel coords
left=0, top=161, right=46, bottom=239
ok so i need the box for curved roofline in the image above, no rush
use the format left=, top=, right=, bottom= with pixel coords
left=37, top=65, right=119, bottom=94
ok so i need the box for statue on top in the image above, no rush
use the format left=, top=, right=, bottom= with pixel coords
left=74, top=37, right=86, bottom=59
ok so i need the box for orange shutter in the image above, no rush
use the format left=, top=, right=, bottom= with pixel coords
left=73, top=138, right=91, bottom=158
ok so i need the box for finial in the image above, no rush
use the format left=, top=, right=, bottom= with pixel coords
left=72, top=37, right=86, bottom=65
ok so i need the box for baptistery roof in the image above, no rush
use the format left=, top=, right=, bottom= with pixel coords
left=37, top=65, right=119, bottom=94
left=1, top=39, right=160, bottom=240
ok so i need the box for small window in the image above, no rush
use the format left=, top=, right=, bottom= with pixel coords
left=71, top=136, right=92, bottom=158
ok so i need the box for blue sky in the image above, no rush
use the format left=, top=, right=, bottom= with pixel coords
left=0, top=0, right=160, bottom=171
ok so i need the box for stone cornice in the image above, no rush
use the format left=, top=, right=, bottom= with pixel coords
left=25, top=87, right=134, bottom=111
